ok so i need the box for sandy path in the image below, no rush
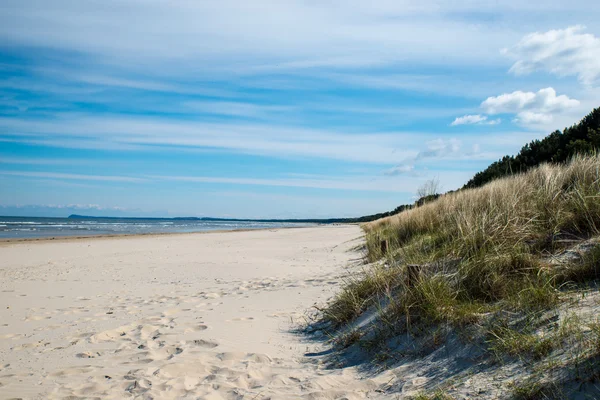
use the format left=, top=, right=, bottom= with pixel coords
left=0, top=225, right=387, bottom=399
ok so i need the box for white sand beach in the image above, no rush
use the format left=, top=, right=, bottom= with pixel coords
left=0, top=225, right=393, bottom=399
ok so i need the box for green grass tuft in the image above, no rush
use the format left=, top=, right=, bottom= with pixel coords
left=509, top=378, right=564, bottom=400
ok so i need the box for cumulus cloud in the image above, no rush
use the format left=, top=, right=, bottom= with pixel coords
left=450, top=114, right=501, bottom=126
left=481, top=88, right=578, bottom=114
left=513, top=111, right=554, bottom=125
left=504, top=26, right=600, bottom=85
left=481, top=87, right=579, bottom=125
left=482, top=91, right=536, bottom=114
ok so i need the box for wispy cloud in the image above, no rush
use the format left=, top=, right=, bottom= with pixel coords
left=149, top=174, right=412, bottom=193
left=182, top=101, right=296, bottom=119
left=0, top=171, right=146, bottom=183
left=0, top=168, right=472, bottom=194
left=0, top=114, right=425, bottom=164
left=383, top=164, right=416, bottom=176
left=0, top=156, right=90, bottom=165
left=0, top=1, right=512, bottom=72
left=382, top=138, right=491, bottom=178
left=30, top=67, right=236, bottom=97
left=320, top=72, right=514, bottom=98
left=414, top=138, right=488, bottom=162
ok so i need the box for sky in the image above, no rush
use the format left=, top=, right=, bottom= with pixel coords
left=0, top=1, right=599, bottom=219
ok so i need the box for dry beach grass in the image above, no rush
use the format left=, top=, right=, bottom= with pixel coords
left=318, top=154, right=600, bottom=399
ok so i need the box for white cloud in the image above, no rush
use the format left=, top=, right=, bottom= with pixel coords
left=481, top=87, right=580, bottom=125
left=482, top=91, right=536, bottom=114
left=451, top=114, right=486, bottom=125
left=451, top=114, right=501, bottom=126
left=481, top=88, right=578, bottom=114
left=505, top=26, right=600, bottom=85
left=384, top=164, right=415, bottom=176
left=513, top=111, right=553, bottom=125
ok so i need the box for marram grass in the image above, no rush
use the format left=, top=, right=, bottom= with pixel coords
left=323, top=154, right=600, bottom=356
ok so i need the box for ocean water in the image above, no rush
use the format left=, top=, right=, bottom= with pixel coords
left=0, top=216, right=316, bottom=239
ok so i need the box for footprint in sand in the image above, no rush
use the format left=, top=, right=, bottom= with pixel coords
left=0, top=333, right=21, bottom=340
left=34, top=324, right=62, bottom=332
left=14, top=341, right=50, bottom=351
left=24, top=315, right=51, bottom=321
left=76, top=351, right=101, bottom=359
left=50, top=366, right=95, bottom=377
left=124, top=351, right=154, bottom=364
left=162, top=346, right=184, bottom=359
left=190, top=324, right=208, bottom=331
left=190, top=339, right=219, bottom=348
left=75, top=332, right=94, bottom=339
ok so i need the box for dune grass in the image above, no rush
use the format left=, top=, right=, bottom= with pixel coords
left=411, top=390, right=455, bottom=400
left=321, top=154, right=600, bottom=380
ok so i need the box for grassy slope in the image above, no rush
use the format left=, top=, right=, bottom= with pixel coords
left=319, top=155, right=600, bottom=399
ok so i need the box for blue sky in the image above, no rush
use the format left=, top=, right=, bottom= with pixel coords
left=1, top=1, right=599, bottom=218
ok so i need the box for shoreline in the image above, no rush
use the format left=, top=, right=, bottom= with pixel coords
left=0, top=223, right=356, bottom=245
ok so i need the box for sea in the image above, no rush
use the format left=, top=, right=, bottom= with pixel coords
left=0, top=216, right=317, bottom=239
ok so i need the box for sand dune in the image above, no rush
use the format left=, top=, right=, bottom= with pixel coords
left=0, top=226, right=395, bottom=399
